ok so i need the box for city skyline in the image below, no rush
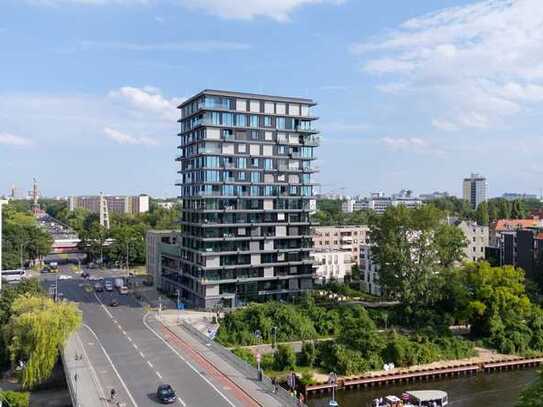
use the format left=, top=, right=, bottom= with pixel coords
left=2, top=1, right=543, bottom=197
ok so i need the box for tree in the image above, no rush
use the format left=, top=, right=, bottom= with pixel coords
left=273, top=344, right=296, bottom=371
left=1, top=203, right=52, bottom=269
left=337, top=305, right=385, bottom=367
left=516, top=370, right=543, bottom=407
left=4, top=295, right=82, bottom=388
left=300, top=341, right=317, bottom=367
left=368, top=205, right=465, bottom=312
left=511, top=199, right=526, bottom=219
left=434, top=224, right=467, bottom=267
left=475, top=202, right=489, bottom=226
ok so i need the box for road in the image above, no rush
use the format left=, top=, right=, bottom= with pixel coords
left=40, top=267, right=245, bottom=407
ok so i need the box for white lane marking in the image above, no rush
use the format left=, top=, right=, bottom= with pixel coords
left=75, top=332, right=108, bottom=406
left=142, top=312, right=236, bottom=407
left=122, top=330, right=127, bottom=336
left=127, top=336, right=132, bottom=342
left=139, top=351, right=145, bottom=358
left=178, top=397, right=187, bottom=407
left=94, top=293, right=114, bottom=318
left=82, top=324, right=139, bottom=407
left=132, top=343, right=138, bottom=350
left=156, top=371, right=162, bottom=379
left=147, top=360, right=154, bottom=368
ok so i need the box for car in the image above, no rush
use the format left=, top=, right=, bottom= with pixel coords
left=110, top=299, right=119, bottom=307
left=81, top=271, right=90, bottom=279
left=41, top=267, right=50, bottom=274
left=156, top=384, right=176, bottom=404
left=59, top=275, right=72, bottom=280
left=94, top=283, right=104, bottom=292
left=105, top=281, right=113, bottom=292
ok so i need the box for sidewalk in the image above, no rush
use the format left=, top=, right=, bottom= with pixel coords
left=62, top=331, right=109, bottom=407
left=157, top=314, right=301, bottom=407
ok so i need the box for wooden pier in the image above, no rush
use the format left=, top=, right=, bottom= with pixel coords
left=304, top=357, right=543, bottom=397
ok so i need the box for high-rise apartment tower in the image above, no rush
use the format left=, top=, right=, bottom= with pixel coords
left=463, top=173, right=487, bottom=209
left=176, top=90, right=319, bottom=308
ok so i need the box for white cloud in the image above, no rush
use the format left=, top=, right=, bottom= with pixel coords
left=382, top=137, right=444, bottom=156
left=0, top=133, right=32, bottom=146
left=79, top=40, right=251, bottom=52
left=0, top=86, right=179, bottom=149
left=104, top=127, right=158, bottom=145
left=108, top=86, right=184, bottom=121
left=353, top=0, right=543, bottom=129
left=26, top=0, right=343, bottom=21
left=431, top=118, right=458, bottom=132
left=176, top=0, right=344, bottom=22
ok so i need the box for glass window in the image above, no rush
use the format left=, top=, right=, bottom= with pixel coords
left=223, top=185, right=234, bottom=196
left=222, top=113, right=234, bottom=126
left=264, top=116, right=272, bottom=127
left=210, top=112, right=220, bottom=125
left=250, top=186, right=260, bottom=196
left=239, top=171, right=246, bottom=181
left=276, top=117, right=285, bottom=129
left=250, top=115, right=259, bottom=128
left=238, top=157, right=247, bottom=169
left=206, top=170, right=220, bottom=182
left=251, top=172, right=260, bottom=183
left=251, top=158, right=259, bottom=168
left=264, top=159, right=273, bottom=170
left=278, top=145, right=287, bottom=155
left=236, top=114, right=247, bottom=127
left=205, top=156, right=220, bottom=168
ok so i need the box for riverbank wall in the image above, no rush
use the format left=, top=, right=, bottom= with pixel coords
left=304, top=356, right=543, bottom=398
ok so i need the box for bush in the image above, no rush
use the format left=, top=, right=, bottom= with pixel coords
left=231, top=348, right=256, bottom=366
left=299, top=371, right=316, bottom=386
left=0, top=391, right=30, bottom=407
left=274, top=344, right=296, bottom=371
left=300, top=341, right=316, bottom=367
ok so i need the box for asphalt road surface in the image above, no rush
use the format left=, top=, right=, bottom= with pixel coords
left=42, top=269, right=241, bottom=407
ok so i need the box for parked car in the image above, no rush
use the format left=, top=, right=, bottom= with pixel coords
left=110, top=299, right=119, bottom=307
left=41, top=267, right=50, bottom=274
left=94, top=283, right=104, bottom=292
left=156, top=384, right=176, bottom=404
left=81, top=271, right=90, bottom=279
left=105, top=281, right=113, bottom=291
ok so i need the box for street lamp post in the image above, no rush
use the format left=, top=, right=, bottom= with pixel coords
left=272, top=326, right=278, bottom=349
left=0, top=200, right=8, bottom=292
left=328, top=372, right=338, bottom=407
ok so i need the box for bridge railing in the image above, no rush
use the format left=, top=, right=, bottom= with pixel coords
left=181, top=321, right=304, bottom=407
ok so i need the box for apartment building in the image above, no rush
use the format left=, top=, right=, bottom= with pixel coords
left=463, top=173, right=487, bottom=209
left=342, top=191, right=422, bottom=215
left=146, top=230, right=178, bottom=289
left=360, top=245, right=382, bottom=296
left=69, top=194, right=150, bottom=215
left=312, top=225, right=369, bottom=274
left=455, top=220, right=489, bottom=261
left=168, top=89, right=318, bottom=308
left=311, top=250, right=353, bottom=284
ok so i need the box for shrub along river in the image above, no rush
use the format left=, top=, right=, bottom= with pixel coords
left=308, top=368, right=537, bottom=407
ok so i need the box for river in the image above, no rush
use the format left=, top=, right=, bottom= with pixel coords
left=307, top=368, right=538, bottom=407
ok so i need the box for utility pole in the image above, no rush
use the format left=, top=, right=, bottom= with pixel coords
left=0, top=200, right=8, bottom=292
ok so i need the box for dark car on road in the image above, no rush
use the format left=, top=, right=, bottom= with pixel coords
left=94, top=283, right=104, bottom=292
left=81, top=271, right=90, bottom=279
left=110, top=299, right=119, bottom=307
left=157, top=384, right=176, bottom=404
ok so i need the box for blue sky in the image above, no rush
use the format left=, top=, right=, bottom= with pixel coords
left=2, top=0, right=543, bottom=199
